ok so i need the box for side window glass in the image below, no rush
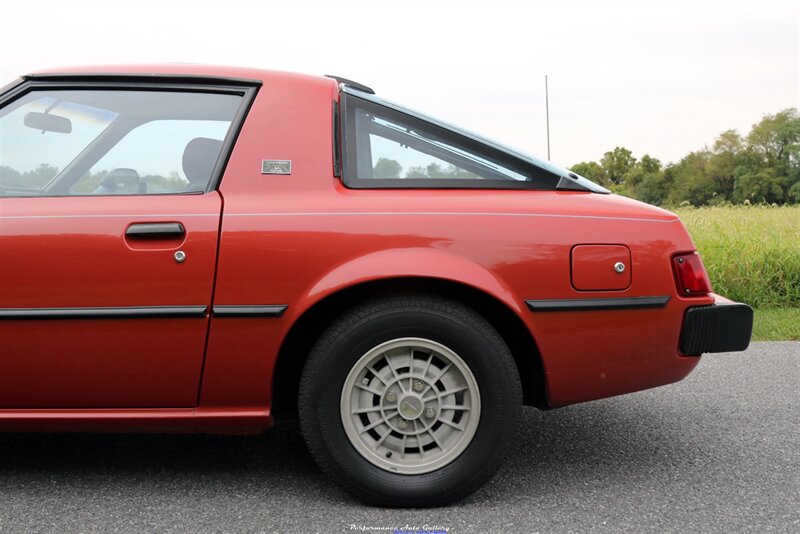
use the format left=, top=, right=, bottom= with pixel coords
left=0, top=96, right=116, bottom=196
left=346, top=98, right=529, bottom=184
left=0, top=89, right=242, bottom=197
left=70, top=120, right=230, bottom=195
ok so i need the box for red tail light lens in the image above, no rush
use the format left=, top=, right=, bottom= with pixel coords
left=673, top=253, right=712, bottom=296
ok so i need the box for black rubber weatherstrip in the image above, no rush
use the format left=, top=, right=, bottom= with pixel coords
left=24, top=73, right=263, bottom=86
left=0, top=306, right=208, bottom=320
left=526, top=296, right=670, bottom=312
left=212, top=305, right=288, bottom=318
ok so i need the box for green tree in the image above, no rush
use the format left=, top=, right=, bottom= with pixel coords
left=20, top=163, right=59, bottom=189
left=627, top=154, right=665, bottom=202
left=733, top=167, right=785, bottom=204
left=0, top=165, right=22, bottom=187
left=636, top=169, right=671, bottom=205
left=405, top=162, right=476, bottom=179
left=567, top=107, right=800, bottom=207
left=666, top=151, right=718, bottom=206
left=373, top=157, right=402, bottom=178
left=788, top=181, right=800, bottom=203
left=570, top=161, right=605, bottom=185
left=746, top=108, right=800, bottom=167
left=70, top=169, right=106, bottom=193
left=705, top=129, right=743, bottom=202
left=735, top=109, right=800, bottom=202
left=600, top=147, right=636, bottom=186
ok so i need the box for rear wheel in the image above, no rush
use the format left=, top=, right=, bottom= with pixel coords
left=298, top=295, right=521, bottom=507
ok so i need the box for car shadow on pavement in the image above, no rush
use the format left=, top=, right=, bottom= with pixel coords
left=0, top=397, right=721, bottom=507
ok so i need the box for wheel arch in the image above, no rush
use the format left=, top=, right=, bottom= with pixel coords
left=271, top=276, right=549, bottom=419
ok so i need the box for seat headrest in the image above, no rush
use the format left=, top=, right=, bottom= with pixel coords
left=182, top=137, right=223, bottom=189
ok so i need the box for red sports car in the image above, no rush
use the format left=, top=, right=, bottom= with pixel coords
left=0, top=66, right=752, bottom=506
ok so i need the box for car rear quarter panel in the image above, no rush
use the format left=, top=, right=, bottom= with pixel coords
left=201, top=75, right=710, bottom=415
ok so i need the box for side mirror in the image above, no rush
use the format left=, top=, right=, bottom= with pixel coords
left=24, top=112, right=72, bottom=134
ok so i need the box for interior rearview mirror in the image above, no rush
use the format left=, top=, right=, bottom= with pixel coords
left=24, top=112, right=72, bottom=134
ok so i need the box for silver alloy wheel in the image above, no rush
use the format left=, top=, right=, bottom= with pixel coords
left=340, top=337, right=481, bottom=475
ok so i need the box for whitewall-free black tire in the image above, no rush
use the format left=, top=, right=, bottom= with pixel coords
left=298, top=295, right=522, bottom=507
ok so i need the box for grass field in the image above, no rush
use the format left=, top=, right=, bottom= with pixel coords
left=752, top=308, right=800, bottom=341
left=675, top=205, right=800, bottom=308
left=674, top=205, right=800, bottom=341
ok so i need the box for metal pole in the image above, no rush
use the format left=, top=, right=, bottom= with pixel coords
left=545, top=75, right=551, bottom=161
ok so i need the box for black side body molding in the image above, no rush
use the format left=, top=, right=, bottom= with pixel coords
left=0, top=306, right=208, bottom=320
left=526, top=296, right=671, bottom=312
left=212, top=305, right=288, bottom=318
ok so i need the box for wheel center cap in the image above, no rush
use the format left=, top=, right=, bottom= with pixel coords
left=398, top=394, right=423, bottom=420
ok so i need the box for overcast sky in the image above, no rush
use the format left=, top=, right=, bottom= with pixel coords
left=1, top=0, right=797, bottom=167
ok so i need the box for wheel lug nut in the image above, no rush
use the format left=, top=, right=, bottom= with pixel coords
left=361, top=377, right=370, bottom=386
left=413, top=380, right=424, bottom=392
left=425, top=408, right=435, bottom=419
left=398, top=419, right=408, bottom=429
left=385, top=391, right=396, bottom=403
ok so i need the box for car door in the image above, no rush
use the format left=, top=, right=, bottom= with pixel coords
left=0, top=81, right=254, bottom=408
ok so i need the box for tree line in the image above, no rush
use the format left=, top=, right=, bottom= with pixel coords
left=0, top=163, right=188, bottom=194
left=570, top=108, right=800, bottom=206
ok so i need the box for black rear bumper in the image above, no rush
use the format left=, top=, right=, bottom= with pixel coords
left=680, top=300, right=753, bottom=355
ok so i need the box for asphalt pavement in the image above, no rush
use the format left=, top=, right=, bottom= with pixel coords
left=0, top=341, right=797, bottom=533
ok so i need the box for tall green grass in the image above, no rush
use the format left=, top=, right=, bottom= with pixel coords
left=674, top=205, right=800, bottom=307
left=752, top=308, right=800, bottom=340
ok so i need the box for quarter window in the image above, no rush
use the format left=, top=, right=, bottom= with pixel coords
left=342, top=94, right=554, bottom=189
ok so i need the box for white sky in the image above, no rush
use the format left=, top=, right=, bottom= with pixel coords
left=1, top=0, right=798, bottom=167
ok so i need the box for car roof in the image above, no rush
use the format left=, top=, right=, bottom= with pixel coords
left=22, top=64, right=608, bottom=194
left=26, top=63, right=329, bottom=88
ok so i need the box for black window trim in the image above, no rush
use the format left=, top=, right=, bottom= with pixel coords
left=340, top=92, right=562, bottom=190
left=0, top=76, right=260, bottom=197
left=23, top=72, right=262, bottom=87
left=332, top=99, right=342, bottom=177
left=337, top=86, right=609, bottom=193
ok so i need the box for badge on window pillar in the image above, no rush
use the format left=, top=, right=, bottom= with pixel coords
left=261, top=160, right=292, bottom=175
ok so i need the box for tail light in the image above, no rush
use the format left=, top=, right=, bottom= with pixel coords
left=673, top=253, right=712, bottom=296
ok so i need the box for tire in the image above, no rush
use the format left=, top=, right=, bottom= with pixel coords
left=298, top=294, right=522, bottom=507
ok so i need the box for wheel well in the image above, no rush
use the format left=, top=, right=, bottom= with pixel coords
left=270, top=277, right=549, bottom=419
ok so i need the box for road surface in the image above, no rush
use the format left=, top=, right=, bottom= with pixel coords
left=0, top=342, right=797, bottom=533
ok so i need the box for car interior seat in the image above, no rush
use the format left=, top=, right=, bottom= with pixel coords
left=182, top=137, right=223, bottom=192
